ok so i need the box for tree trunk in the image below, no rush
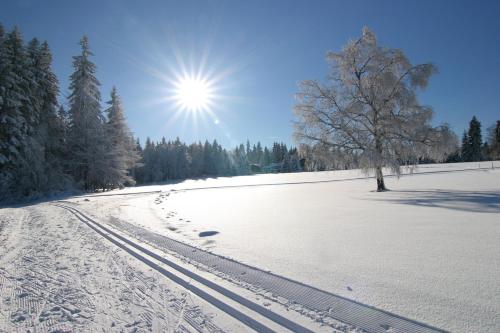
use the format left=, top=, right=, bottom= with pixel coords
left=375, top=166, right=386, bottom=192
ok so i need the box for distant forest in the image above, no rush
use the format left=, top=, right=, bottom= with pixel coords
left=1, top=24, right=499, bottom=199
left=133, top=139, right=302, bottom=184
left=124, top=113, right=500, bottom=185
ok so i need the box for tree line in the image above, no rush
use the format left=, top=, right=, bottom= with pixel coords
left=452, top=116, right=500, bottom=162
left=132, top=139, right=302, bottom=184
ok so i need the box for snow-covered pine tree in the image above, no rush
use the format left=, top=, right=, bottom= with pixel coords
left=482, top=142, right=490, bottom=161
left=53, top=105, right=69, bottom=173
left=256, top=142, right=264, bottom=166
left=32, top=40, right=69, bottom=189
left=461, top=130, right=471, bottom=162
left=488, top=121, right=500, bottom=159
left=263, top=147, right=271, bottom=166
left=0, top=27, right=37, bottom=196
left=173, top=137, right=188, bottom=179
left=0, top=23, right=11, bottom=191
left=104, top=86, right=140, bottom=188
left=468, top=116, right=482, bottom=161
left=188, top=141, right=204, bottom=177
left=10, top=37, right=54, bottom=195
left=129, top=138, right=144, bottom=183
left=203, top=140, right=214, bottom=175
left=67, top=36, right=108, bottom=191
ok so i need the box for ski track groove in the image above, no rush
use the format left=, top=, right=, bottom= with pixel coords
left=0, top=205, right=226, bottom=333
left=80, top=203, right=449, bottom=333
left=55, top=203, right=316, bottom=333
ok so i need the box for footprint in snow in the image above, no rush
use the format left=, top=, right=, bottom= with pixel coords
left=380, top=324, right=393, bottom=331
left=202, top=239, right=215, bottom=246
left=198, top=231, right=219, bottom=237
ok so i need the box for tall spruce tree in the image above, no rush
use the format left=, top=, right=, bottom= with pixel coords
left=105, top=87, right=140, bottom=187
left=461, top=130, right=471, bottom=162
left=468, top=116, right=483, bottom=161
left=0, top=27, right=37, bottom=196
left=29, top=39, right=69, bottom=191
left=0, top=26, right=69, bottom=198
left=487, top=120, right=500, bottom=159
left=67, top=36, right=108, bottom=190
left=0, top=24, right=14, bottom=191
left=0, top=27, right=28, bottom=166
left=38, top=41, right=66, bottom=165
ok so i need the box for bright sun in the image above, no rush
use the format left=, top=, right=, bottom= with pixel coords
left=175, top=77, right=212, bottom=111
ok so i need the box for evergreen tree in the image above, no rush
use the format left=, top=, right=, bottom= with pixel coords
left=130, top=138, right=144, bottom=183
left=174, top=137, right=188, bottom=179
left=0, top=27, right=29, bottom=167
left=246, top=140, right=251, bottom=158
left=482, top=142, right=490, bottom=161
left=487, top=120, right=500, bottom=159
left=105, top=87, right=140, bottom=188
left=0, top=24, right=14, bottom=191
left=0, top=27, right=37, bottom=196
left=255, top=142, right=264, bottom=165
left=67, top=36, right=108, bottom=190
left=468, top=116, right=483, bottom=161
left=235, top=143, right=249, bottom=174
left=461, top=130, right=471, bottom=162
left=30, top=40, right=69, bottom=190
left=141, top=137, right=154, bottom=183
left=263, top=147, right=271, bottom=166
left=495, top=121, right=500, bottom=146
left=57, top=105, right=68, bottom=144
left=0, top=26, right=70, bottom=198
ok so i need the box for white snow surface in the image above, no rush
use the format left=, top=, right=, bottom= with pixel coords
left=2, top=161, right=499, bottom=332
left=79, top=161, right=500, bottom=333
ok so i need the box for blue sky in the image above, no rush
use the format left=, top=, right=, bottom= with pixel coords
left=2, top=0, right=499, bottom=148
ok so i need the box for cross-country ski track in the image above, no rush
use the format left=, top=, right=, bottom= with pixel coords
left=53, top=202, right=448, bottom=333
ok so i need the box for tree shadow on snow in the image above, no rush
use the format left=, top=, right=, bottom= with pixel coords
left=377, top=189, right=500, bottom=214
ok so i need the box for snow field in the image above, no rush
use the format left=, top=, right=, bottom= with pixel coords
left=4, top=161, right=498, bottom=333
left=84, top=161, right=500, bottom=333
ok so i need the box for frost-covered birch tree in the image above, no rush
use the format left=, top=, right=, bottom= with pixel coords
left=294, top=27, right=456, bottom=191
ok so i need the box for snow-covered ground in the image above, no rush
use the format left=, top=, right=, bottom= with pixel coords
left=74, top=161, right=500, bottom=333
left=0, top=203, right=254, bottom=332
left=1, top=161, right=499, bottom=332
